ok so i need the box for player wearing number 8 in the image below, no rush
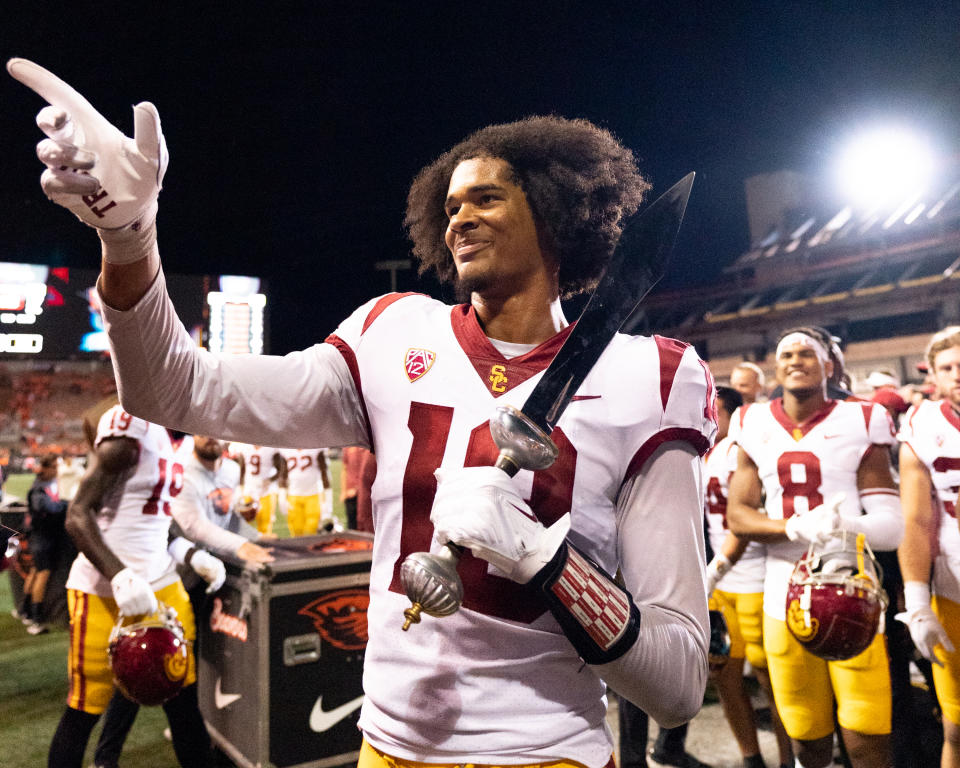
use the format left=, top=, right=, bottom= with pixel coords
left=897, top=326, right=960, bottom=768
left=726, top=327, right=903, bottom=768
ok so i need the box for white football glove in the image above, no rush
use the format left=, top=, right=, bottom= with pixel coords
left=110, top=567, right=159, bottom=616
left=190, top=549, right=227, bottom=593
left=784, top=492, right=845, bottom=546
left=897, top=581, right=955, bottom=666
left=705, top=554, right=732, bottom=597
left=7, top=58, right=168, bottom=234
left=429, top=466, right=570, bottom=584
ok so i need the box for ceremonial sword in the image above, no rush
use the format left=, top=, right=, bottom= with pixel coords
left=401, top=172, right=695, bottom=629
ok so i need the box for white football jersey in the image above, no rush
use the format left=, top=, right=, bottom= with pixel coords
left=898, top=399, right=960, bottom=602
left=66, top=405, right=183, bottom=596
left=730, top=398, right=896, bottom=620
left=704, top=435, right=765, bottom=592
left=238, top=444, right=280, bottom=498
left=281, top=448, right=325, bottom=496
left=328, top=294, right=716, bottom=767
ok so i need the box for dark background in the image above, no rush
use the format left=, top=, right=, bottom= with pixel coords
left=2, top=2, right=958, bottom=354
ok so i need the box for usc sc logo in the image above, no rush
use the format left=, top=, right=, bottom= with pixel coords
left=164, top=648, right=188, bottom=682
left=489, top=365, right=508, bottom=393
left=786, top=598, right=818, bottom=641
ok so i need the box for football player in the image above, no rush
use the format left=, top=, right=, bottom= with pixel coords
left=281, top=447, right=336, bottom=535
left=234, top=443, right=286, bottom=535
left=704, top=386, right=792, bottom=768
left=897, top=325, right=960, bottom=768
left=49, top=404, right=216, bottom=768
left=726, top=327, right=903, bottom=768
left=91, top=433, right=273, bottom=768
left=12, top=60, right=715, bottom=768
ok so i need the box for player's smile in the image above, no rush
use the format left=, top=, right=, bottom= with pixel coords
left=443, top=156, right=553, bottom=296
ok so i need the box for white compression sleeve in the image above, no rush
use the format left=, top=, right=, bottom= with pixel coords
left=845, top=489, right=904, bottom=551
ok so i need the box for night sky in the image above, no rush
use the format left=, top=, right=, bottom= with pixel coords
left=3, top=2, right=958, bottom=354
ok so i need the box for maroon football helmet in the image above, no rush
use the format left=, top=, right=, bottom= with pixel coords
left=785, top=532, right=887, bottom=661
left=108, top=603, right=190, bottom=706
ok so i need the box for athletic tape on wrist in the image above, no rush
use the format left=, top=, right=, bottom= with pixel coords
left=531, top=541, right=640, bottom=664
left=98, top=203, right=158, bottom=265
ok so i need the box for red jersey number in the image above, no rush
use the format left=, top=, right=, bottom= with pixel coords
left=777, top=451, right=823, bottom=519
left=705, top=475, right=727, bottom=527
left=389, top=401, right=577, bottom=623
left=142, top=458, right=184, bottom=516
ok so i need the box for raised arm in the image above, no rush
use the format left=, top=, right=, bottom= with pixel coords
left=9, top=58, right=368, bottom=449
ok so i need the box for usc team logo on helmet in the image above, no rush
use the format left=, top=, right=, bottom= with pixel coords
left=405, top=348, right=436, bottom=382
left=108, top=603, right=190, bottom=706
left=785, top=533, right=887, bottom=661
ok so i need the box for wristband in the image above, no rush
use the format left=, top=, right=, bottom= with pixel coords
left=903, top=581, right=932, bottom=614
left=98, top=200, right=158, bottom=265
left=530, top=542, right=640, bottom=664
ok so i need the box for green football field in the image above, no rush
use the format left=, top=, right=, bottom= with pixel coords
left=0, top=461, right=347, bottom=767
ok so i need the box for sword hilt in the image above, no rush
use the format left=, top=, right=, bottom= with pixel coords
left=399, top=405, right=559, bottom=629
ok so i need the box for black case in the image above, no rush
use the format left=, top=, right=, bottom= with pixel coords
left=198, top=532, right=373, bottom=768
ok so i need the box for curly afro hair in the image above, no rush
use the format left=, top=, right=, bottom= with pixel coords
left=404, top=116, right=650, bottom=298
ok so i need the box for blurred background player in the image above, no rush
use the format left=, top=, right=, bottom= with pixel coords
left=50, top=404, right=212, bottom=768
left=727, top=327, right=903, bottom=768
left=21, top=453, right=70, bottom=635
left=233, top=443, right=286, bottom=536
left=896, top=326, right=960, bottom=768
left=729, top=362, right=766, bottom=405
left=92, top=433, right=273, bottom=768
left=703, top=386, right=792, bottom=768
left=281, top=447, right=337, bottom=535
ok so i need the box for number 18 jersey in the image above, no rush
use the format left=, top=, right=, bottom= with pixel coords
left=327, top=293, right=716, bottom=767
left=66, top=405, right=183, bottom=597
left=730, top=398, right=895, bottom=620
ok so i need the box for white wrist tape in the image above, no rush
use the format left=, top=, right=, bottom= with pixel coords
left=903, top=581, right=932, bottom=615
left=98, top=199, right=159, bottom=264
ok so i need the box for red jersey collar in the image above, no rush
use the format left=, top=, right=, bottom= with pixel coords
left=770, top=397, right=839, bottom=440
left=450, top=304, right=575, bottom=397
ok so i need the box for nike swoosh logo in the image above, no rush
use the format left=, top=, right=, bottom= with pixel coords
left=571, top=395, right=601, bottom=401
left=508, top=502, right=539, bottom=523
left=309, top=694, right=364, bottom=733
left=215, top=677, right=241, bottom=709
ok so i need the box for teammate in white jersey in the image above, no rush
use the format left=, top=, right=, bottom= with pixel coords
left=50, top=405, right=216, bottom=768
left=897, top=326, right=960, bottom=768
left=12, top=62, right=715, bottom=768
left=727, top=327, right=903, bottom=768
left=233, top=443, right=286, bottom=535
left=703, top=386, right=792, bottom=768
left=280, top=447, right=336, bottom=535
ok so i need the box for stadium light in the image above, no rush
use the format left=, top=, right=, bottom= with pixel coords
left=835, top=126, right=935, bottom=210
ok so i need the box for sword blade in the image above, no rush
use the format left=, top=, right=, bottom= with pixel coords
left=521, top=172, right=694, bottom=434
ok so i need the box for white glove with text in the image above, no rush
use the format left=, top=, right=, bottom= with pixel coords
left=7, top=58, right=168, bottom=238
left=429, top=466, right=570, bottom=584
left=110, top=567, right=159, bottom=616
left=784, top=492, right=845, bottom=546
left=896, top=581, right=955, bottom=666
left=190, top=549, right=227, bottom=593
